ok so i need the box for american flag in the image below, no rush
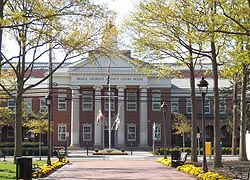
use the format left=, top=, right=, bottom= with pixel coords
left=96, top=110, right=103, bottom=125
left=115, top=113, right=120, bottom=130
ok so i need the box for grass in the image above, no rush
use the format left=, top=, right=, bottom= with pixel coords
left=0, top=160, right=46, bottom=180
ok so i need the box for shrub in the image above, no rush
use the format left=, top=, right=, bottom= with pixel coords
left=32, top=157, right=69, bottom=178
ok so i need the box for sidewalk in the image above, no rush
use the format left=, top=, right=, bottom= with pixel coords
left=38, top=150, right=196, bottom=180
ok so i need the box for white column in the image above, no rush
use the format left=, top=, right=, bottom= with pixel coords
left=139, top=86, right=149, bottom=147
left=94, top=86, right=102, bottom=147
left=116, top=85, right=126, bottom=147
left=70, top=86, right=80, bottom=147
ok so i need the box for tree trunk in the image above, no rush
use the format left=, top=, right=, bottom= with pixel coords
left=0, top=0, right=4, bottom=73
left=239, top=64, right=248, bottom=161
left=190, top=66, right=198, bottom=162
left=14, top=92, right=23, bottom=161
left=211, top=41, right=222, bottom=168
left=232, top=76, right=238, bottom=155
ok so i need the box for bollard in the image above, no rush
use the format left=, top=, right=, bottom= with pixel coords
left=65, top=143, right=67, bottom=157
left=130, top=142, right=133, bottom=156
left=86, top=142, right=89, bottom=156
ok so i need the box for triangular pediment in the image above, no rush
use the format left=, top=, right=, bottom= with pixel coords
left=68, top=51, right=139, bottom=75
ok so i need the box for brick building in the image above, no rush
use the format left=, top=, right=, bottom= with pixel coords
left=0, top=52, right=234, bottom=149
left=0, top=23, right=234, bottom=149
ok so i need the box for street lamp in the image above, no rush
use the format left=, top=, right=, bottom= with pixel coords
left=161, top=101, right=168, bottom=159
left=197, top=77, right=209, bottom=172
left=45, top=92, right=53, bottom=166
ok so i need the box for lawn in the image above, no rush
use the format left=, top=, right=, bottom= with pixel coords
left=0, top=160, right=46, bottom=180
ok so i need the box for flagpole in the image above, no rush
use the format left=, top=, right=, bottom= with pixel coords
left=102, top=117, right=104, bottom=150
left=108, top=60, right=111, bottom=150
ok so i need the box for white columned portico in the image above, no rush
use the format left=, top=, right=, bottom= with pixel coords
left=139, top=86, right=149, bottom=147
left=70, top=86, right=80, bottom=147
left=116, top=85, right=126, bottom=147
left=94, top=85, right=103, bottom=147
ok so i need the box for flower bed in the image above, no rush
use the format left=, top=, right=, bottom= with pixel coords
left=156, top=157, right=232, bottom=180
left=32, top=157, right=69, bottom=178
left=93, top=149, right=128, bottom=155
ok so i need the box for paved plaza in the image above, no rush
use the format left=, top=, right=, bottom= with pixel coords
left=38, top=151, right=196, bottom=180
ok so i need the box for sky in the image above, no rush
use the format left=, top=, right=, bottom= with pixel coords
left=94, top=0, right=138, bottom=24
left=2, top=0, right=138, bottom=62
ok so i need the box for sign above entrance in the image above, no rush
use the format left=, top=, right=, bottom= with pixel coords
left=71, top=75, right=148, bottom=85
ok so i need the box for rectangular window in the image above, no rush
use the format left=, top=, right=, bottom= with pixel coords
left=8, top=99, right=15, bottom=111
left=58, top=95, right=67, bottom=111
left=219, top=98, right=226, bottom=114
left=171, top=102, right=179, bottom=113
left=82, top=91, right=93, bottom=111
left=83, top=124, right=92, bottom=141
left=24, top=98, right=32, bottom=114
left=127, top=92, right=137, bottom=111
left=152, top=90, right=161, bottom=111
left=40, top=98, right=47, bottom=112
left=127, top=125, right=136, bottom=141
left=204, top=99, right=210, bottom=114
left=186, top=100, right=191, bottom=114
left=153, top=123, right=161, bottom=141
left=7, top=126, right=14, bottom=138
left=58, top=124, right=67, bottom=141
left=105, top=91, right=115, bottom=111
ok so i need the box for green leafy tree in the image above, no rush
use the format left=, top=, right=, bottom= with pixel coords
left=212, top=0, right=250, bottom=159
left=24, top=112, right=48, bottom=160
left=124, top=0, right=208, bottom=163
left=0, top=0, right=110, bottom=160
left=172, top=113, right=192, bottom=151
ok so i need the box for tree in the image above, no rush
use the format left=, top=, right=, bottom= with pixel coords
left=124, top=0, right=208, bottom=163
left=0, top=0, right=110, bottom=160
left=172, top=113, right=192, bottom=151
left=24, top=112, right=48, bottom=160
left=211, top=0, right=250, bottom=159
left=220, top=0, right=250, bottom=161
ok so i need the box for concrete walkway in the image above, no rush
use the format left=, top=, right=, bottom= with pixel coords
left=39, top=151, right=196, bottom=180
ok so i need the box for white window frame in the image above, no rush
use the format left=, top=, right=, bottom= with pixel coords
left=186, top=99, right=191, bottom=114
left=152, top=90, right=161, bottom=111
left=219, top=98, right=226, bottom=114
left=171, top=101, right=179, bottom=113
left=82, top=91, right=93, bottom=111
left=8, top=99, right=15, bottom=111
left=153, top=123, right=161, bottom=141
left=40, top=98, right=47, bottom=112
left=204, top=99, right=210, bottom=114
left=104, top=91, right=115, bottom=111
left=83, top=124, right=92, bottom=141
left=24, top=98, right=32, bottom=114
left=58, top=95, right=67, bottom=111
left=127, top=124, right=136, bottom=141
left=126, top=92, right=137, bottom=111
left=58, top=124, right=67, bottom=141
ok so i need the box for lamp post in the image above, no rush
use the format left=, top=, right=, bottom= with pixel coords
left=197, top=77, right=209, bottom=172
left=45, top=92, right=53, bottom=166
left=161, top=101, right=168, bottom=159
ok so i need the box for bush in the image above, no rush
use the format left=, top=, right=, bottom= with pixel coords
left=154, top=146, right=239, bottom=155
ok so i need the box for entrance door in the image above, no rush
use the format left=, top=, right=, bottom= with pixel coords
left=104, top=130, right=114, bottom=148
